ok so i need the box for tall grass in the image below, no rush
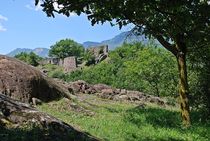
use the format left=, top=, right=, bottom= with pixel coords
left=38, top=96, right=210, bottom=141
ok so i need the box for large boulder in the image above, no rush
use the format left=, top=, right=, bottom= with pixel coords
left=0, top=94, right=99, bottom=141
left=0, top=55, right=72, bottom=104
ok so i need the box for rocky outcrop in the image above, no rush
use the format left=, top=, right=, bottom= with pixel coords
left=0, top=94, right=99, bottom=141
left=61, top=80, right=166, bottom=106
left=0, top=55, right=73, bottom=104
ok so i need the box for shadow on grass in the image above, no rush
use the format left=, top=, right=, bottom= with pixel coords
left=0, top=125, right=98, bottom=141
left=125, top=106, right=181, bottom=128
left=124, top=106, right=210, bottom=141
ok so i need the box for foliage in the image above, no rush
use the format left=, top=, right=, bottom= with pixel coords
left=36, top=0, right=209, bottom=54
left=38, top=96, right=210, bottom=141
left=48, top=69, right=65, bottom=79
left=83, top=51, right=95, bottom=66
left=36, top=0, right=210, bottom=125
left=65, top=43, right=178, bottom=97
left=188, top=45, right=210, bottom=119
left=15, top=52, right=42, bottom=66
left=49, top=39, right=85, bottom=59
left=40, top=64, right=65, bottom=79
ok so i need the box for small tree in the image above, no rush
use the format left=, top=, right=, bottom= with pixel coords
left=15, top=52, right=42, bottom=66
left=49, top=39, right=85, bottom=59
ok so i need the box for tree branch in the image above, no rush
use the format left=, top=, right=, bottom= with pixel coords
left=156, top=35, right=178, bottom=56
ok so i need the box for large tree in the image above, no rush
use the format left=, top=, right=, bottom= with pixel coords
left=49, top=39, right=85, bottom=59
left=36, top=0, right=210, bottom=126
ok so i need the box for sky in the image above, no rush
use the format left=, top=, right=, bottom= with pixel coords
left=0, top=0, right=131, bottom=55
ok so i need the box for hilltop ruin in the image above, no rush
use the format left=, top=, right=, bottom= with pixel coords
left=40, top=45, right=109, bottom=72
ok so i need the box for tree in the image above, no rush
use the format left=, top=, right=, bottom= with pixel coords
left=123, top=45, right=178, bottom=97
left=67, top=43, right=178, bottom=97
left=36, top=0, right=210, bottom=126
left=49, top=39, right=85, bottom=59
left=15, top=52, right=42, bottom=66
left=188, top=42, right=210, bottom=119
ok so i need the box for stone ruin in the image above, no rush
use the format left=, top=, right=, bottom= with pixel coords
left=40, top=57, right=60, bottom=65
left=40, top=45, right=109, bottom=72
left=87, top=45, right=108, bottom=57
left=40, top=56, right=77, bottom=72
left=86, top=45, right=108, bottom=63
left=63, top=57, right=77, bottom=72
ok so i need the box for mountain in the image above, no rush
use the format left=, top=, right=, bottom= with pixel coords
left=7, top=31, right=149, bottom=57
left=82, top=31, right=149, bottom=50
left=82, top=41, right=101, bottom=48
left=7, top=48, right=49, bottom=58
left=32, top=48, right=49, bottom=58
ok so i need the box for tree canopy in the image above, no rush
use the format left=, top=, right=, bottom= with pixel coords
left=36, top=0, right=210, bottom=126
left=15, top=52, right=42, bottom=66
left=49, top=39, right=85, bottom=59
left=36, top=0, right=209, bottom=51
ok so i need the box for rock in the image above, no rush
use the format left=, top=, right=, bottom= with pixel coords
left=41, top=69, right=48, bottom=74
left=69, top=82, right=81, bottom=93
left=100, top=89, right=115, bottom=99
left=68, top=80, right=95, bottom=94
left=127, top=91, right=141, bottom=101
left=149, top=97, right=165, bottom=105
left=32, top=97, right=42, bottom=106
left=120, top=89, right=127, bottom=95
left=85, top=87, right=97, bottom=94
left=114, top=95, right=129, bottom=101
left=0, top=55, right=73, bottom=104
left=115, top=89, right=121, bottom=94
left=55, top=79, right=167, bottom=106
left=0, top=94, right=99, bottom=141
left=93, top=84, right=112, bottom=93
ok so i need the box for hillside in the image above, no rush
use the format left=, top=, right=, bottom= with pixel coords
left=38, top=92, right=210, bottom=141
left=7, top=48, right=49, bottom=58
left=83, top=31, right=148, bottom=49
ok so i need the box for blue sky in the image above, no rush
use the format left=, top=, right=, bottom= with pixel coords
left=0, top=0, right=131, bottom=54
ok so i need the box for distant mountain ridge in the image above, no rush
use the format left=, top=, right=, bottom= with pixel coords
left=7, top=48, right=49, bottom=58
left=82, top=31, right=148, bottom=50
left=7, top=31, right=149, bottom=57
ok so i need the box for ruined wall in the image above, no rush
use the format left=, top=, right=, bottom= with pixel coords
left=63, top=56, right=77, bottom=72
left=87, top=45, right=108, bottom=58
left=40, top=45, right=109, bottom=72
left=39, top=58, right=60, bottom=65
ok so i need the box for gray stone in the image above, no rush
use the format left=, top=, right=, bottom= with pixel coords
left=0, top=94, right=100, bottom=141
left=63, top=56, right=77, bottom=72
left=0, top=55, right=73, bottom=104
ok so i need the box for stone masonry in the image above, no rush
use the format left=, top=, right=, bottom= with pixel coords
left=63, top=56, right=77, bottom=72
left=87, top=45, right=108, bottom=57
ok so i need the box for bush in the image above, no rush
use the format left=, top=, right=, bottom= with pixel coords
left=65, top=43, right=178, bottom=97
left=15, top=52, right=43, bottom=66
left=48, top=70, right=65, bottom=79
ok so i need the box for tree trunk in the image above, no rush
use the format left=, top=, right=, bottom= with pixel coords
left=156, top=34, right=191, bottom=126
left=177, top=51, right=191, bottom=127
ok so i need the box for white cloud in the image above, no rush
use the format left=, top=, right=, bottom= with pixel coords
left=26, top=1, right=76, bottom=17
left=0, top=14, right=8, bottom=32
left=25, top=1, right=42, bottom=11
left=0, top=14, right=8, bottom=21
left=53, top=2, right=76, bottom=17
left=0, top=24, right=7, bottom=31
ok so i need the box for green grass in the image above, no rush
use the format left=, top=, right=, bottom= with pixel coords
left=39, top=64, right=65, bottom=78
left=38, top=95, right=210, bottom=141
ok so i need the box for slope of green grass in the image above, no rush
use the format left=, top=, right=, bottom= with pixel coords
left=38, top=95, right=210, bottom=141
